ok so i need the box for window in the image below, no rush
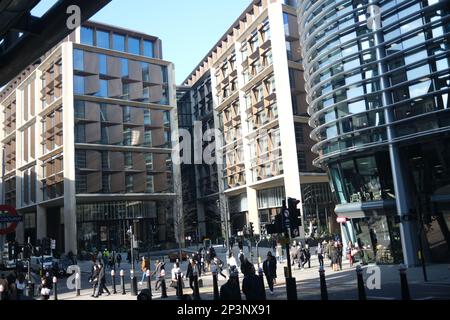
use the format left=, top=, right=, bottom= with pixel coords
left=295, top=124, right=304, bottom=144
left=75, top=124, right=85, bottom=143
left=99, top=54, right=107, bottom=75
left=102, top=174, right=110, bottom=193
left=297, top=150, right=307, bottom=171
left=128, top=37, right=140, bottom=55
left=75, top=150, right=86, bottom=169
left=125, top=152, right=133, bottom=169
left=123, top=128, right=132, bottom=145
left=113, top=33, right=125, bottom=51
left=145, top=153, right=153, bottom=170
left=96, top=30, right=110, bottom=49
left=74, top=76, right=84, bottom=95
left=144, top=130, right=152, bottom=146
left=146, top=175, right=154, bottom=193
left=101, top=151, right=109, bottom=169
left=74, top=100, right=85, bottom=119
left=73, top=49, right=84, bottom=71
left=144, top=109, right=151, bottom=125
left=123, top=106, right=131, bottom=122
left=81, top=27, right=94, bottom=46
left=96, top=79, right=108, bottom=97
left=121, top=58, right=129, bottom=77
left=126, top=175, right=134, bottom=193
left=143, top=40, right=154, bottom=58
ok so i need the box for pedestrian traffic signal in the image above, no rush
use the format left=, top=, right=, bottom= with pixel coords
left=249, top=222, right=254, bottom=237
left=287, top=197, right=302, bottom=228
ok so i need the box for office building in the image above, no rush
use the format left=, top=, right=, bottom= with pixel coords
left=297, top=0, right=450, bottom=264
left=0, top=22, right=182, bottom=254
left=178, top=0, right=337, bottom=241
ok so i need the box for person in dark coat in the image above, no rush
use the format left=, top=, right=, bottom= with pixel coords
left=116, top=253, right=122, bottom=268
left=262, top=251, right=277, bottom=295
left=220, top=268, right=242, bottom=300
left=242, top=262, right=265, bottom=300
left=89, top=264, right=100, bottom=297
left=97, top=263, right=110, bottom=297
left=185, top=259, right=197, bottom=295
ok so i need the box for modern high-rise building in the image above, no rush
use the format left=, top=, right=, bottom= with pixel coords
left=298, top=0, right=450, bottom=265
left=0, top=22, right=182, bottom=255
left=178, top=0, right=337, bottom=242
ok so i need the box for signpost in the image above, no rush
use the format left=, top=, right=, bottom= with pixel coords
left=0, top=205, right=21, bottom=266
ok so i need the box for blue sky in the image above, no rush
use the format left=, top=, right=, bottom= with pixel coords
left=90, top=0, right=253, bottom=84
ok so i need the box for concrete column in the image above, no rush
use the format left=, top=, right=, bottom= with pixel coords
left=36, top=205, right=47, bottom=240
left=269, top=3, right=304, bottom=238
left=61, top=42, right=77, bottom=254
left=168, top=62, right=185, bottom=247
left=196, top=200, right=207, bottom=238
left=246, top=187, right=260, bottom=234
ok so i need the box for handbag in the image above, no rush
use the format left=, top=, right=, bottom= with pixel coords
left=170, top=280, right=178, bottom=288
left=351, top=249, right=359, bottom=256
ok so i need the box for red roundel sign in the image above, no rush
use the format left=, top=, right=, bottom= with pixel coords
left=0, top=205, right=20, bottom=235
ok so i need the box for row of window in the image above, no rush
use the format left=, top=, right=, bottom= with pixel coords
left=81, top=26, right=155, bottom=58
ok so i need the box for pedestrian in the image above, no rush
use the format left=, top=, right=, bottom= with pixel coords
left=347, top=241, right=354, bottom=267
left=238, top=250, right=245, bottom=268
left=337, top=241, right=343, bottom=270
left=317, top=241, right=325, bottom=268
left=103, top=249, right=109, bottom=270
left=154, top=260, right=164, bottom=291
left=242, top=262, right=265, bottom=300
left=97, top=251, right=103, bottom=265
left=96, top=263, right=110, bottom=297
left=327, top=240, right=334, bottom=267
left=0, top=274, right=9, bottom=300
left=331, top=242, right=339, bottom=271
left=108, top=251, right=115, bottom=271
left=276, top=242, right=283, bottom=263
left=186, top=258, right=197, bottom=295
left=39, top=276, right=51, bottom=300
left=212, top=257, right=227, bottom=280
left=262, top=251, right=277, bottom=295
left=227, top=252, right=238, bottom=271
left=15, top=274, right=26, bottom=300
left=139, top=256, right=150, bottom=285
left=305, top=244, right=311, bottom=268
left=220, top=268, right=242, bottom=300
left=89, top=264, right=99, bottom=297
left=116, top=253, right=122, bottom=268
left=170, top=262, right=182, bottom=296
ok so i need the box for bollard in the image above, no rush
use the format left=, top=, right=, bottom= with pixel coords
left=0, top=284, right=4, bottom=301
left=399, top=264, right=411, bottom=300
left=285, top=277, right=298, bottom=300
left=177, top=271, right=184, bottom=298
left=120, top=269, right=126, bottom=295
left=356, top=265, right=366, bottom=300
left=212, top=269, right=220, bottom=300
left=111, top=270, right=117, bottom=294
left=319, top=266, right=328, bottom=300
left=53, top=276, right=58, bottom=300
left=130, top=269, right=138, bottom=296
left=146, top=269, right=152, bottom=300
left=160, top=269, right=168, bottom=299
left=75, top=273, right=81, bottom=296
left=193, top=274, right=201, bottom=300
left=258, top=267, right=267, bottom=299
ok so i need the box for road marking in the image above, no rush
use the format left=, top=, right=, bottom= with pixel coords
left=367, top=296, right=396, bottom=300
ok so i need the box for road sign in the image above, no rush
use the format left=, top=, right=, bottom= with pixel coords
left=0, top=215, right=23, bottom=223
left=0, top=205, right=20, bottom=235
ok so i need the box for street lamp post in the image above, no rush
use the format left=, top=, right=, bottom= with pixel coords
left=127, top=226, right=138, bottom=296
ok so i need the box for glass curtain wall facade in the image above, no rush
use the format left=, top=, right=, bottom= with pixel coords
left=298, top=0, right=450, bottom=264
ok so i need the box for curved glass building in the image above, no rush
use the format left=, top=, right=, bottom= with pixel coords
left=298, top=0, right=450, bottom=265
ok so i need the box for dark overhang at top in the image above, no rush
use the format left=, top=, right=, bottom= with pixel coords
left=0, top=0, right=111, bottom=87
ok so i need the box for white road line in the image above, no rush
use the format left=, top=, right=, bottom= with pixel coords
left=367, top=296, right=396, bottom=300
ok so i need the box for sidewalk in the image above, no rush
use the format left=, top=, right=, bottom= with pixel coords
left=57, top=248, right=450, bottom=300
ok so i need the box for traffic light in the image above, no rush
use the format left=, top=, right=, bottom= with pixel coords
left=287, top=197, right=302, bottom=228
left=42, top=238, right=51, bottom=255
left=249, top=222, right=254, bottom=237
